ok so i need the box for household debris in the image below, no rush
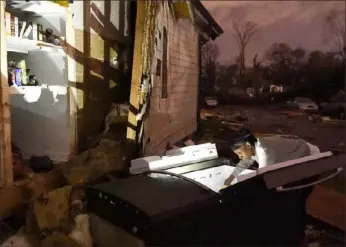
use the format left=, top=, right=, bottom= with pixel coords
left=104, top=103, right=129, bottom=133
left=29, top=156, right=54, bottom=173
left=0, top=227, right=38, bottom=247
left=33, top=186, right=72, bottom=236
left=68, top=214, right=93, bottom=247
left=184, top=139, right=195, bottom=146
left=59, top=139, right=126, bottom=185
left=304, top=225, right=321, bottom=247
left=308, top=116, right=316, bottom=122
left=12, top=144, right=32, bottom=179
left=40, top=233, right=81, bottom=247
left=322, top=116, right=345, bottom=123
left=1, top=135, right=128, bottom=246
left=255, top=133, right=298, bottom=139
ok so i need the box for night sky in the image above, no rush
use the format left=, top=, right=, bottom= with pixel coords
left=203, top=1, right=345, bottom=65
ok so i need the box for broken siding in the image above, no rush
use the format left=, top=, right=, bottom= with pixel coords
left=144, top=5, right=199, bottom=155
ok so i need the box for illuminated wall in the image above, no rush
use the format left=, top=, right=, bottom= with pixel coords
left=143, top=3, right=199, bottom=155
left=71, top=0, right=131, bottom=151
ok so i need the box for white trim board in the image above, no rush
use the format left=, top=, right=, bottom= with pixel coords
left=237, top=151, right=333, bottom=183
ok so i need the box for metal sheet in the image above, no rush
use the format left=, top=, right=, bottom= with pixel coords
left=263, top=154, right=346, bottom=189
left=165, top=157, right=230, bottom=175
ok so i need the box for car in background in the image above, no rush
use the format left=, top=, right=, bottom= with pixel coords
left=204, top=96, right=218, bottom=108
left=319, top=92, right=345, bottom=120
left=246, top=87, right=256, bottom=98
left=288, top=97, right=319, bottom=112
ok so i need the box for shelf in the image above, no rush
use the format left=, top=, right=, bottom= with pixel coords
left=9, top=84, right=68, bottom=103
left=9, top=85, right=47, bottom=95
left=6, top=36, right=64, bottom=54
left=6, top=0, right=66, bottom=16
left=10, top=84, right=68, bottom=97
left=9, top=85, right=45, bottom=103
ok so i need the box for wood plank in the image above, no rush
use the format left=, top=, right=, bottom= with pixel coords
left=0, top=1, right=13, bottom=187
left=66, top=7, right=77, bottom=157
left=126, top=2, right=145, bottom=141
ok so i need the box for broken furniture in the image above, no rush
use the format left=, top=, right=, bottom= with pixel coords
left=86, top=143, right=345, bottom=246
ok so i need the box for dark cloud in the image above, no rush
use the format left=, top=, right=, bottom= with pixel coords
left=202, top=1, right=345, bottom=64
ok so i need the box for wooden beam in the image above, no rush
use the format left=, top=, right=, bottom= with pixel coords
left=66, top=7, right=77, bottom=157
left=0, top=1, right=13, bottom=187
left=196, top=34, right=202, bottom=133
left=173, top=2, right=191, bottom=19
left=126, top=2, right=146, bottom=142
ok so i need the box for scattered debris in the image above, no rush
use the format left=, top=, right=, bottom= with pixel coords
left=68, top=214, right=93, bottom=247
left=308, top=116, right=316, bottom=122
left=59, top=140, right=126, bottom=185
left=27, top=168, right=67, bottom=199
left=0, top=139, right=127, bottom=245
left=305, top=225, right=321, bottom=238
left=255, top=133, right=298, bottom=139
left=221, top=121, right=243, bottom=127
left=1, top=138, right=125, bottom=245
left=304, top=225, right=321, bottom=247
left=33, top=186, right=72, bottom=236
left=234, top=115, right=248, bottom=122
left=322, top=116, right=345, bottom=123
left=0, top=227, right=38, bottom=247
left=220, top=121, right=243, bottom=131
left=184, top=139, right=195, bottom=146
left=12, top=144, right=32, bottom=179
left=41, top=232, right=81, bottom=247
left=104, top=103, right=129, bottom=133
left=29, top=156, right=54, bottom=173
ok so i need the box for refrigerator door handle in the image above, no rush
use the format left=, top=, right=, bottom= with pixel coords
left=276, top=167, right=343, bottom=192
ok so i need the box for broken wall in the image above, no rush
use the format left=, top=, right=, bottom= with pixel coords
left=144, top=3, right=199, bottom=154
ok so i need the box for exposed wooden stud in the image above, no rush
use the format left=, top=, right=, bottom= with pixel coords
left=126, top=1, right=146, bottom=142
left=196, top=34, right=202, bottom=133
left=66, top=7, right=77, bottom=157
left=0, top=1, right=13, bottom=187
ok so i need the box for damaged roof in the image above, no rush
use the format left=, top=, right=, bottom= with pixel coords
left=191, top=0, right=223, bottom=40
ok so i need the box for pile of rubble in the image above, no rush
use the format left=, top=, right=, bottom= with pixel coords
left=12, top=144, right=32, bottom=180
left=1, top=139, right=127, bottom=247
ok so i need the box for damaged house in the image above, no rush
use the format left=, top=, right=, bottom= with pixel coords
left=0, top=0, right=222, bottom=224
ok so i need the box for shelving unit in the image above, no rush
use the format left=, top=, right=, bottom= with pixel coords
left=0, top=0, right=76, bottom=186
left=5, top=0, right=67, bottom=15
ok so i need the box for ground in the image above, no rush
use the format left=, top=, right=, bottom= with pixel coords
left=199, top=104, right=345, bottom=246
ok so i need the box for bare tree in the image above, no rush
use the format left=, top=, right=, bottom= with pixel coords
left=325, top=9, right=345, bottom=59
left=232, top=21, right=258, bottom=86
left=201, top=42, right=220, bottom=67
left=200, top=42, right=220, bottom=95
